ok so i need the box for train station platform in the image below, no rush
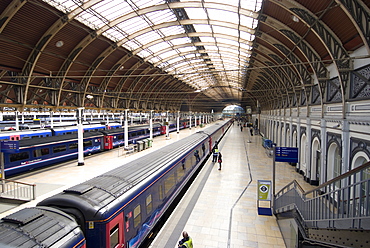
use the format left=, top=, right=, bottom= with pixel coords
left=149, top=123, right=315, bottom=248
left=0, top=121, right=316, bottom=248
left=0, top=123, right=208, bottom=217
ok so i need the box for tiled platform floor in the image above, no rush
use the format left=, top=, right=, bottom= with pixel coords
left=150, top=123, right=315, bottom=248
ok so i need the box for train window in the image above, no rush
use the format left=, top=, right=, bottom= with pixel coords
left=146, top=195, right=152, bottom=214
left=69, top=143, right=78, bottom=150
left=164, top=174, right=175, bottom=195
left=177, top=165, right=185, bottom=180
left=53, top=145, right=67, bottom=153
left=83, top=140, right=93, bottom=148
left=110, top=224, right=119, bottom=248
left=159, top=185, right=164, bottom=200
left=10, top=152, right=29, bottom=162
left=186, top=157, right=192, bottom=169
left=33, top=148, right=50, bottom=157
left=133, top=205, right=141, bottom=228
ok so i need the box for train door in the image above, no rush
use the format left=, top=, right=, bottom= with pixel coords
left=106, top=212, right=124, bottom=248
left=104, top=136, right=113, bottom=150
left=10, top=135, right=20, bottom=141
left=160, top=125, right=166, bottom=135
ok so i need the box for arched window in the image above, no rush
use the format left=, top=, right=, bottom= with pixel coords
left=300, top=134, right=307, bottom=175
left=328, top=142, right=341, bottom=187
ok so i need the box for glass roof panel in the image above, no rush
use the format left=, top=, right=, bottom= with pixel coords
left=135, top=31, right=163, bottom=45
left=42, top=0, right=261, bottom=102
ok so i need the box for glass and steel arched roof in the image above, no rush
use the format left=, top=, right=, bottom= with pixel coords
left=44, top=0, right=262, bottom=102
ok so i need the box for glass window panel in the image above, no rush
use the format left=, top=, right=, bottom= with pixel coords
left=184, top=7, right=207, bottom=19
left=133, top=205, right=141, bottom=228
left=120, top=16, right=149, bottom=35
left=193, top=24, right=212, bottom=33
left=159, top=26, right=185, bottom=36
left=135, top=31, right=163, bottom=44
left=170, top=37, right=192, bottom=46
left=137, top=49, right=153, bottom=58
left=146, top=10, right=176, bottom=25
left=148, top=42, right=171, bottom=54
left=208, top=9, right=238, bottom=22
left=215, top=37, right=239, bottom=47
left=159, top=50, right=178, bottom=59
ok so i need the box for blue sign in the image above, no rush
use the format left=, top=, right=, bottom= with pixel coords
left=275, top=147, right=299, bottom=163
left=1, top=140, right=19, bottom=153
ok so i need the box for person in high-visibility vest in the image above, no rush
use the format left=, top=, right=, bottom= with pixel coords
left=178, top=231, right=193, bottom=248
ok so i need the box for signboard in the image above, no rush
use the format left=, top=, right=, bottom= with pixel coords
left=275, top=147, right=299, bottom=163
left=1, top=140, right=19, bottom=152
left=257, top=180, right=272, bottom=216
left=258, top=180, right=271, bottom=201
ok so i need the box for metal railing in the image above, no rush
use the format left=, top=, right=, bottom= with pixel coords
left=0, top=178, right=36, bottom=201
left=274, top=161, right=370, bottom=230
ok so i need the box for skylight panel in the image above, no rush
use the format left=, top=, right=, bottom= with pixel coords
left=193, top=24, right=212, bottom=33
left=146, top=10, right=177, bottom=25
left=177, top=47, right=197, bottom=54
left=94, top=1, right=132, bottom=20
left=135, top=0, right=165, bottom=9
left=240, top=31, right=255, bottom=41
left=208, top=9, right=238, bottom=23
left=119, top=16, right=150, bottom=35
left=184, top=7, right=207, bottom=19
left=124, top=40, right=141, bottom=51
left=212, top=26, right=239, bottom=37
left=43, top=0, right=75, bottom=12
left=240, top=15, right=255, bottom=28
left=159, top=26, right=185, bottom=36
left=77, top=9, right=106, bottom=29
left=104, top=27, right=127, bottom=42
left=199, top=37, right=216, bottom=43
left=159, top=50, right=178, bottom=59
left=216, top=37, right=239, bottom=47
left=137, top=49, right=152, bottom=58
left=147, top=57, right=160, bottom=64
left=135, top=31, right=163, bottom=45
left=168, top=37, right=190, bottom=46
left=148, top=42, right=171, bottom=54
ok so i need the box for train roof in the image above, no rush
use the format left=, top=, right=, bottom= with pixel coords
left=17, top=131, right=104, bottom=149
left=38, top=120, right=229, bottom=220
left=0, top=206, right=84, bottom=248
left=100, top=123, right=162, bottom=135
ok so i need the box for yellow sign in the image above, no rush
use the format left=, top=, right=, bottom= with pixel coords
left=258, top=180, right=271, bottom=201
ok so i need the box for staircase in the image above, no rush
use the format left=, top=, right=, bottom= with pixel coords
left=274, top=161, right=370, bottom=248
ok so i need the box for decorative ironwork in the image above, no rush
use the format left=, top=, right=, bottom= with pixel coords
left=351, top=65, right=370, bottom=99
left=327, top=77, right=342, bottom=102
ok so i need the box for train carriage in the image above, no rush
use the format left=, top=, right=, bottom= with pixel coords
left=0, top=206, right=86, bottom=248
left=3, top=131, right=104, bottom=177
left=37, top=120, right=231, bottom=248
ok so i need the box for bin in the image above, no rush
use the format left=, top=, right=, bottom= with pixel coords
left=147, top=139, right=153, bottom=148
left=137, top=141, right=144, bottom=152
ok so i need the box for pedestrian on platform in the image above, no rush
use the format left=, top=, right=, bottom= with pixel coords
left=212, top=147, right=219, bottom=162
left=218, top=152, right=222, bottom=170
left=240, top=125, right=243, bottom=132
left=178, top=231, right=193, bottom=248
left=250, top=127, right=253, bottom=136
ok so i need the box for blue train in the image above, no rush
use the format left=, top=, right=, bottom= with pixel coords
left=0, top=123, right=122, bottom=141
left=0, top=120, right=231, bottom=248
left=2, top=121, right=189, bottom=177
